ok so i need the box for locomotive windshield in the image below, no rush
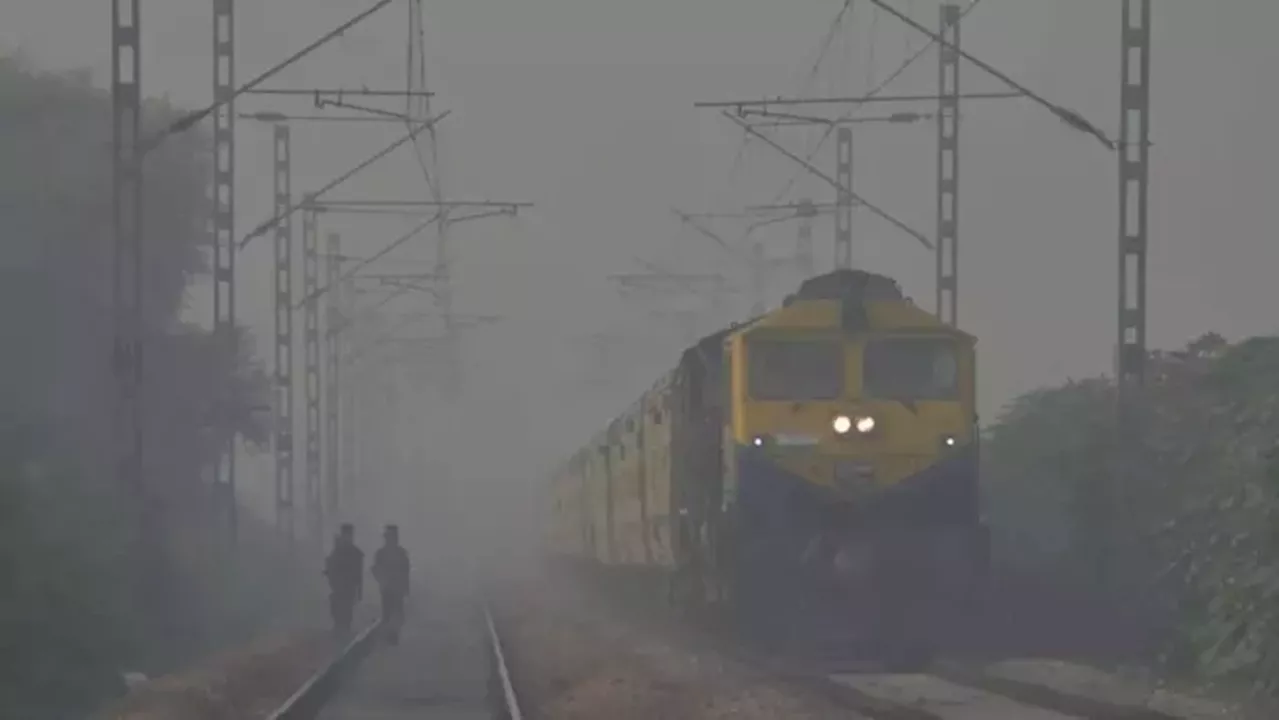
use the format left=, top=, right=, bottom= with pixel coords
left=746, top=338, right=843, bottom=400
left=862, top=337, right=959, bottom=400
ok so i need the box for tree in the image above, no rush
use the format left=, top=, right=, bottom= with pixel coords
left=982, top=333, right=1277, bottom=698
left=0, top=57, right=291, bottom=715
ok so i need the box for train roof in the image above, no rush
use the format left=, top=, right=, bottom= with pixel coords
left=784, top=268, right=904, bottom=305
left=761, top=268, right=973, bottom=340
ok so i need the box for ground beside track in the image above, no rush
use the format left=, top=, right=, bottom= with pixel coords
left=92, top=630, right=338, bottom=720
left=492, top=567, right=872, bottom=719
left=491, top=564, right=1256, bottom=720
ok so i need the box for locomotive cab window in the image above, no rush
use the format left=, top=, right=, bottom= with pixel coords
left=746, top=338, right=843, bottom=401
left=862, top=337, right=959, bottom=400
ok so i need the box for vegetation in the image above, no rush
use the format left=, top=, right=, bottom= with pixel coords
left=0, top=57, right=304, bottom=717
left=983, top=333, right=1277, bottom=699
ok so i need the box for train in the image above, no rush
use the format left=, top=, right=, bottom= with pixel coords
left=544, top=268, right=989, bottom=667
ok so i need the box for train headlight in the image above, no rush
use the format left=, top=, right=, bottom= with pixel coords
left=854, top=415, right=876, bottom=434
left=941, top=434, right=958, bottom=449
left=832, top=415, right=853, bottom=435
left=751, top=434, right=772, bottom=447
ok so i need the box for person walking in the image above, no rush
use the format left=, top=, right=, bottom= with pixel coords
left=372, top=524, right=411, bottom=644
left=323, top=523, right=364, bottom=637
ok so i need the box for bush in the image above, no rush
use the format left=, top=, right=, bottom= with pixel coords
left=982, top=334, right=1277, bottom=698
left=0, top=57, right=300, bottom=715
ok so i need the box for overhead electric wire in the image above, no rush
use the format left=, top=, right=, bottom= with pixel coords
left=764, top=0, right=985, bottom=205
left=866, top=0, right=1114, bottom=148
left=805, top=0, right=856, bottom=91
left=403, top=0, right=437, bottom=197
left=239, top=112, right=448, bottom=249
left=867, top=4, right=879, bottom=91
left=298, top=212, right=443, bottom=310
left=723, top=0, right=853, bottom=196
left=145, top=0, right=396, bottom=154
left=727, top=112, right=932, bottom=250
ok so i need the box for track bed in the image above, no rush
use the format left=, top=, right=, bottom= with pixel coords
left=491, top=565, right=1257, bottom=720
left=492, top=567, right=859, bottom=719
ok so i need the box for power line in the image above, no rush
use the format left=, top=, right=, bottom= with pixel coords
left=239, top=112, right=450, bottom=249
left=867, top=0, right=1113, bottom=148
left=766, top=0, right=987, bottom=205
left=145, top=0, right=398, bottom=153
left=722, top=113, right=932, bottom=250
left=724, top=0, right=853, bottom=204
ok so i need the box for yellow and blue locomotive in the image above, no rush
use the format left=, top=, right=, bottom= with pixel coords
left=546, top=269, right=988, bottom=664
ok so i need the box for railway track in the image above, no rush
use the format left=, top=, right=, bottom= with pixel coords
left=264, top=621, right=383, bottom=720
left=700, top=618, right=1248, bottom=719
left=773, top=659, right=1243, bottom=720
left=485, top=603, right=525, bottom=720
left=537, top=566, right=1250, bottom=720
left=261, top=605, right=524, bottom=720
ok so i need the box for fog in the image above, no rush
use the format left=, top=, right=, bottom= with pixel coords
left=2, top=0, right=1273, bottom=594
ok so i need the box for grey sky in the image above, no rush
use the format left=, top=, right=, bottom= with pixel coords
left=3, top=1, right=1274, bottom=515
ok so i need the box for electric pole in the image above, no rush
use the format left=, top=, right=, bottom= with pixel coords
left=272, top=124, right=295, bottom=545
left=324, top=233, right=342, bottom=532
left=748, top=240, right=767, bottom=315
left=835, top=127, right=853, bottom=269
left=302, top=197, right=322, bottom=548
left=211, top=0, right=238, bottom=542
left=1116, top=0, right=1152, bottom=480
left=797, top=199, right=815, bottom=277
left=112, top=0, right=161, bottom=619
left=1116, top=0, right=1152, bottom=399
left=935, top=3, right=960, bottom=326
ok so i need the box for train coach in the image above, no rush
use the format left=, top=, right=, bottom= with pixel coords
left=546, top=268, right=989, bottom=666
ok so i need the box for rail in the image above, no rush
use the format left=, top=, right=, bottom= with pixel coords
left=485, top=605, right=523, bottom=720
left=265, top=620, right=382, bottom=720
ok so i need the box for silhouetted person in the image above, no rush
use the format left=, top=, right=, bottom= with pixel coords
left=324, top=523, right=364, bottom=637
left=372, top=524, right=410, bottom=644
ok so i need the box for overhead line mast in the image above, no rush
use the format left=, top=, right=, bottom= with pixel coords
left=116, top=0, right=441, bottom=557
left=211, top=0, right=237, bottom=540
left=302, top=197, right=323, bottom=548
left=272, top=124, right=295, bottom=545
left=1116, top=0, right=1153, bottom=488
left=935, top=3, right=960, bottom=326
left=112, top=0, right=161, bottom=621
left=324, top=232, right=342, bottom=536
left=835, top=127, right=853, bottom=270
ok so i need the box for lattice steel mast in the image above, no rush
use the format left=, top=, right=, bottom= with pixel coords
left=835, top=128, right=853, bottom=269
left=324, top=232, right=342, bottom=530
left=1117, top=0, right=1152, bottom=449
left=112, top=0, right=159, bottom=612
left=338, top=284, right=357, bottom=517
left=272, top=124, right=295, bottom=544
left=834, top=126, right=855, bottom=269
left=935, top=3, right=960, bottom=326
left=302, top=198, right=322, bottom=546
left=796, top=198, right=816, bottom=278
left=211, top=0, right=238, bottom=538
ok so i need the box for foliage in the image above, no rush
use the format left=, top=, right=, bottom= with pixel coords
left=0, top=421, right=132, bottom=718
left=0, top=57, right=287, bottom=715
left=982, top=333, right=1278, bottom=698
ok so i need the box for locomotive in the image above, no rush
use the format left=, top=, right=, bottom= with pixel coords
left=545, top=269, right=988, bottom=665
